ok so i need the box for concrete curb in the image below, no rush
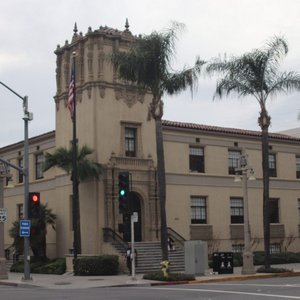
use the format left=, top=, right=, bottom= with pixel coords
left=189, top=272, right=300, bottom=284
left=1, top=271, right=300, bottom=289
left=0, top=281, right=19, bottom=287
left=149, top=271, right=300, bottom=286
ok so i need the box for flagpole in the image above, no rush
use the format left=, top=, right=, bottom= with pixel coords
left=70, top=52, right=81, bottom=261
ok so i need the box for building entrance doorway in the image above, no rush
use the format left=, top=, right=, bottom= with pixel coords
left=123, top=192, right=142, bottom=242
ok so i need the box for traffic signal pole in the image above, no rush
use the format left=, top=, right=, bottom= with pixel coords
left=131, top=213, right=138, bottom=281
left=0, top=81, right=32, bottom=281
left=0, top=157, right=31, bottom=280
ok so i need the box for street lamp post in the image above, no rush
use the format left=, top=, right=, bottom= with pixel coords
left=235, top=152, right=256, bottom=275
left=0, top=81, right=33, bottom=281
left=0, top=163, right=9, bottom=279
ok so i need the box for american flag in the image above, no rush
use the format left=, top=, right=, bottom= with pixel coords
left=67, top=66, right=75, bottom=118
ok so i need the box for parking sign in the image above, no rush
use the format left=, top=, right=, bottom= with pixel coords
left=19, top=219, right=31, bottom=237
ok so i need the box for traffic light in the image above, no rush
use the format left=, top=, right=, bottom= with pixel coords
left=28, top=192, right=41, bottom=219
left=118, top=171, right=129, bottom=214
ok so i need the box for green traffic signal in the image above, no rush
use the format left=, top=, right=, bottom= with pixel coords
left=118, top=171, right=129, bottom=214
left=119, top=189, right=126, bottom=197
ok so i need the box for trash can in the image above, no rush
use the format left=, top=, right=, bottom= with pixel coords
left=212, top=252, right=233, bottom=274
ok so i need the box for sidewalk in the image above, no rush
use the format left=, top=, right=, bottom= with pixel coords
left=0, top=263, right=300, bottom=289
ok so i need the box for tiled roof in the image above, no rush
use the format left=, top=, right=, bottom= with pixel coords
left=162, top=120, right=300, bottom=142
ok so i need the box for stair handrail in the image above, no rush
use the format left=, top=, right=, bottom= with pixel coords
left=102, top=228, right=128, bottom=251
left=167, top=227, right=186, bottom=247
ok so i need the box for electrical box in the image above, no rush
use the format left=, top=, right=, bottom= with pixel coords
left=184, top=240, right=208, bottom=275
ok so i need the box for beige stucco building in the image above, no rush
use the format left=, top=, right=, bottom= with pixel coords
left=1, top=24, right=300, bottom=259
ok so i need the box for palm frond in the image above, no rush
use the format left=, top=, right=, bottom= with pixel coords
left=78, top=159, right=102, bottom=181
left=265, top=35, right=288, bottom=67
left=44, top=145, right=102, bottom=182
left=77, top=145, right=93, bottom=161
left=163, top=57, right=205, bottom=96
left=268, top=71, right=300, bottom=97
left=43, top=147, right=72, bottom=173
left=111, top=23, right=202, bottom=104
left=214, top=77, right=257, bottom=100
left=207, top=35, right=299, bottom=107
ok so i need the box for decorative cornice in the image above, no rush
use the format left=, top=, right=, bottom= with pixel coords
left=114, top=86, right=145, bottom=108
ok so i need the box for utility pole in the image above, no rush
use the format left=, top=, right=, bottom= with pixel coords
left=0, top=81, right=33, bottom=281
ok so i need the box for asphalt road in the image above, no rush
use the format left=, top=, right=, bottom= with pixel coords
left=1, top=276, right=300, bottom=299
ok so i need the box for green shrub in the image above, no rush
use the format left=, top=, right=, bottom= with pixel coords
left=233, top=252, right=243, bottom=267
left=10, top=261, right=24, bottom=273
left=254, top=252, right=300, bottom=265
left=10, top=258, right=66, bottom=274
left=143, top=271, right=195, bottom=281
left=254, top=251, right=265, bottom=265
left=33, top=258, right=66, bottom=275
left=10, top=259, right=46, bottom=273
left=74, top=255, right=119, bottom=276
left=286, top=252, right=300, bottom=263
left=257, top=266, right=292, bottom=273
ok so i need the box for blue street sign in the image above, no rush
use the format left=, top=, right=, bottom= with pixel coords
left=19, top=219, right=31, bottom=237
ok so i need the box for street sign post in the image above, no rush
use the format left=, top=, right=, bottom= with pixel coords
left=19, top=220, right=31, bottom=237
left=132, top=212, right=138, bottom=223
left=131, top=212, right=138, bottom=281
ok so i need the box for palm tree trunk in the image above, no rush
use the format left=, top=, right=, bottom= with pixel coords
left=260, top=112, right=271, bottom=269
left=155, top=117, right=168, bottom=261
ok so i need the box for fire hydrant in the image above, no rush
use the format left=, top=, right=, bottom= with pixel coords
left=160, top=260, right=170, bottom=278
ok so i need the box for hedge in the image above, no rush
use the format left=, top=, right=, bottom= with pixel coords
left=73, top=255, right=119, bottom=276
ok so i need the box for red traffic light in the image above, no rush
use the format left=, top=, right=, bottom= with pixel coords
left=28, top=192, right=41, bottom=219
left=32, top=194, right=39, bottom=202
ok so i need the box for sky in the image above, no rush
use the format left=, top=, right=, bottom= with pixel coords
left=1, top=0, right=300, bottom=147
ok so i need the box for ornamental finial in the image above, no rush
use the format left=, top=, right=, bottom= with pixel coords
left=73, top=22, right=78, bottom=35
left=125, top=18, right=129, bottom=31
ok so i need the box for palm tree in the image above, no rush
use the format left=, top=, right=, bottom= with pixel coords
left=111, top=22, right=205, bottom=261
left=44, top=145, right=102, bottom=254
left=206, top=36, right=300, bottom=269
left=9, top=204, right=56, bottom=260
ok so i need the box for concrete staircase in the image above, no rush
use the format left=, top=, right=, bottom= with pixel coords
left=112, top=241, right=184, bottom=273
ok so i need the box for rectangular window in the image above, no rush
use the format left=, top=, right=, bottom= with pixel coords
left=270, top=243, right=281, bottom=254
left=269, top=154, right=277, bottom=177
left=18, top=157, right=23, bottom=183
left=189, top=147, right=204, bottom=173
left=191, top=196, right=207, bottom=224
left=230, top=198, right=244, bottom=224
left=228, top=150, right=241, bottom=175
left=232, top=244, right=244, bottom=253
left=296, top=156, right=300, bottom=179
left=125, top=127, right=136, bottom=157
left=35, top=153, right=44, bottom=179
left=17, top=204, right=24, bottom=220
left=269, top=198, right=279, bottom=223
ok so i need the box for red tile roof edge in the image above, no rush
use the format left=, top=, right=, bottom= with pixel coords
left=162, top=120, right=300, bottom=142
